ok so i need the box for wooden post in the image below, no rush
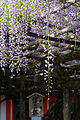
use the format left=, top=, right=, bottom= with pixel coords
left=63, top=87, right=70, bottom=120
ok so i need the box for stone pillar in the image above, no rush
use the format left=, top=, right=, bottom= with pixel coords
left=63, top=87, right=70, bottom=120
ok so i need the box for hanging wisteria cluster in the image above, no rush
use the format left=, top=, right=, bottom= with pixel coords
left=0, top=0, right=79, bottom=95
left=0, top=0, right=34, bottom=78
left=42, top=40, right=54, bottom=98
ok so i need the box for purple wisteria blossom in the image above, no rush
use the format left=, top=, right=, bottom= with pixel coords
left=0, top=0, right=79, bottom=95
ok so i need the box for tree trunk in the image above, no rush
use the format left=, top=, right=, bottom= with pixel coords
left=19, top=78, right=26, bottom=120
left=63, top=87, right=70, bottom=120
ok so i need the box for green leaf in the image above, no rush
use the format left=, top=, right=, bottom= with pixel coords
left=28, top=36, right=31, bottom=38
left=0, top=16, right=5, bottom=21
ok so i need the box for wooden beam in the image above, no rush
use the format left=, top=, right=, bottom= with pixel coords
left=28, top=32, right=80, bottom=46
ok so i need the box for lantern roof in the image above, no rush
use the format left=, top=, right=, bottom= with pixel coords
left=27, top=92, right=45, bottom=99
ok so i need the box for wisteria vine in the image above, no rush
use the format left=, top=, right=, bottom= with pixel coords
left=0, top=0, right=79, bottom=97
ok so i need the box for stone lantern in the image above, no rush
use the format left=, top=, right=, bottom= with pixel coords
left=27, top=92, right=44, bottom=120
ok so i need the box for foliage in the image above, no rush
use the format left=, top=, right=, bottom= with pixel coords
left=70, top=100, right=80, bottom=120
left=43, top=90, right=63, bottom=120
left=43, top=90, right=80, bottom=120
